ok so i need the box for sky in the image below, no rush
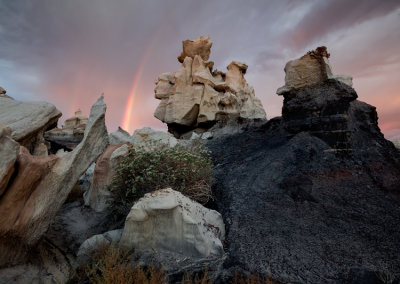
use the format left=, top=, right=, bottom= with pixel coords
left=0, top=0, right=399, bottom=138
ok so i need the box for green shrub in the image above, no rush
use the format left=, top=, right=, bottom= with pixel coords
left=109, top=142, right=213, bottom=217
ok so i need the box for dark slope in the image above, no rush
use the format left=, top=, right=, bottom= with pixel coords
left=207, top=80, right=400, bottom=283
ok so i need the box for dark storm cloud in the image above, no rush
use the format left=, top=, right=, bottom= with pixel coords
left=282, top=0, right=400, bottom=49
left=0, top=0, right=399, bottom=136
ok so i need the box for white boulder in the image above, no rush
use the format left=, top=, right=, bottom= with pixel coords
left=119, top=188, right=225, bottom=258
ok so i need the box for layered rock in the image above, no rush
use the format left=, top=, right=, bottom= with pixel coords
left=119, top=188, right=225, bottom=258
left=44, top=109, right=89, bottom=152
left=207, top=48, right=400, bottom=283
left=0, top=126, right=20, bottom=196
left=154, top=36, right=266, bottom=137
left=84, top=143, right=129, bottom=212
left=0, top=94, right=61, bottom=154
left=0, top=95, right=109, bottom=266
left=277, top=46, right=353, bottom=95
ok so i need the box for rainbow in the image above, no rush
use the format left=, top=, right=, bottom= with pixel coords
left=121, top=62, right=145, bottom=133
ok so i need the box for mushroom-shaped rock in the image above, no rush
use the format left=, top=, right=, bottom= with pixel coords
left=177, top=35, right=212, bottom=63
left=119, top=188, right=225, bottom=258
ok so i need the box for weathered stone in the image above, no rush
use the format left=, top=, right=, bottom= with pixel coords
left=119, top=188, right=225, bottom=258
left=177, top=35, right=212, bottom=63
left=154, top=72, right=175, bottom=100
left=84, top=144, right=128, bottom=212
left=0, top=95, right=109, bottom=266
left=154, top=36, right=266, bottom=137
left=77, top=229, right=122, bottom=257
left=44, top=109, right=89, bottom=152
left=0, top=86, right=6, bottom=94
left=0, top=96, right=61, bottom=153
left=198, top=84, right=220, bottom=123
left=0, top=126, right=20, bottom=196
left=277, top=46, right=352, bottom=95
left=109, top=126, right=131, bottom=145
left=130, top=127, right=178, bottom=151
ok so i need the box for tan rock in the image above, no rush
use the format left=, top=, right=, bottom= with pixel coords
left=177, top=35, right=212, bottom=63
left=0, top=126, right=20, bottom=196
left=0, top=86, right=6, bottom=94
left=277, top=46, right=353, bottom=95
left=225, top=61, right=248, bottom=93
left=130, top=127, right=178, bottom=151
left=192, top=55, right=219, bottom=87
left=154, top=72, right=175, bottom=100
left=154, top=36, right=267, bottom=136
left=198, top=84, right=220, bottom=123
left=0, top=95, right=109, bottom=265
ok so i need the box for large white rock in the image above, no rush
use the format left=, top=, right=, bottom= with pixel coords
left=119, top=188, right=225, bottom=258
left=0, top=126, right=20, bottom=196
left=130, top=127, right=178, bottom=151
left=0, top=96, right=61, bottom=152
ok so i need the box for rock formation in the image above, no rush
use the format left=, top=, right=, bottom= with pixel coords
left=119, top=188, right=225, bottom=258
left=154, top=36, right=266, bottom=137
left=0, top=95, right=109, bottom=266
left=44, top=109, right=89, bottom=152
left=0, top=94, right=61, bottom=154
left=207, top=47, right=400, bottom=283
left=130, top=127, right=178, bottom=150
left=0, top=126, right=20, bottom=196
left=277, top=46, right=352, bottom=95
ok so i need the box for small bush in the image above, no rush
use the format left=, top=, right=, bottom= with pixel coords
left=109, top=142, right=213, bottom=217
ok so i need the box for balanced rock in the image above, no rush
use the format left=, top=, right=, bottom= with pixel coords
left=0, top=126, right=20, bottom=196
left=0, top=95, right=109, bottom=266
left=44, top=109, right=89, bottom=152
left=277, top=46, right=353, bottom=95
left=177, top=35, right=212, bottom=63
left=119, top=188, right=225, bottom=258
left=154, top=36, right=266, bottom=137
left=0, top=95, right=61, bottom=154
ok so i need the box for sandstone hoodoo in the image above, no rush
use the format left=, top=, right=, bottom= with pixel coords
left=208, top=47, right=400, bottom=283
left=44, top=109, right=89, bottom=152
left=154, top=35, right=266, bottom=137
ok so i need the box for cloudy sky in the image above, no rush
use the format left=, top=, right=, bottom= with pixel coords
left=0, top=0, right=399, bottom=138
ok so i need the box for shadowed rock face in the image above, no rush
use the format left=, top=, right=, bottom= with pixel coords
left=207, top=78, right=400, bottom=283
left=0, top=95, right=109, bottom=266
